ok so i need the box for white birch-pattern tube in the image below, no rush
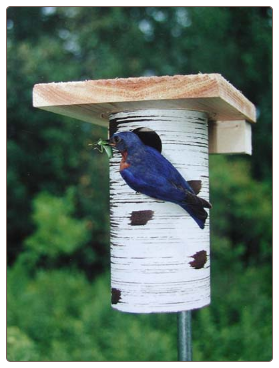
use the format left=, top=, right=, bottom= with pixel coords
left=109, top=109, right=210, bottom=313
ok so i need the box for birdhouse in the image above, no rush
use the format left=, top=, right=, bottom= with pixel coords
left=33, top=74, right=256, bottom=314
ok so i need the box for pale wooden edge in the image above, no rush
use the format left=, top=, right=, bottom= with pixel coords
left=39, top=105, right=108, bottom=127
left=33, top=73, right=256, bottom=123
left=216, top=75, right=256, bottom=123
left=209, top=120, right=252, bottom=155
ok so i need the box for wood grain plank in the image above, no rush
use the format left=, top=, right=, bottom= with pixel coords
left=33, top=74, right=256, bottom=123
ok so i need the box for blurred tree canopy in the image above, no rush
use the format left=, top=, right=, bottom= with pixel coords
left=7, top=7, right=272, bottom=361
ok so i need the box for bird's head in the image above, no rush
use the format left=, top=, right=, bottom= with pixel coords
left=109, top=132, right=144, bottom=153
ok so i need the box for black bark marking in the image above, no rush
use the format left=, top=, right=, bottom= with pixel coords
left=130, top=210, right=154, bottom=226
left=188, top=180, right=202, bottom=195
left=111, top=288, right=122, bottom=304
left=189, top=250, right=207, bottom=269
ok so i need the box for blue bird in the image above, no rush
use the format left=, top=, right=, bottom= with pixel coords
left=109, top=132, right=211, bottom=229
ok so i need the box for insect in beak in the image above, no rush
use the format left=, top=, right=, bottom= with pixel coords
left=91, top=138, right=114, bottom=159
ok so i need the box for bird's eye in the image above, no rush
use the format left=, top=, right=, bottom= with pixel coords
left=114, top=136, right=120, bottom=143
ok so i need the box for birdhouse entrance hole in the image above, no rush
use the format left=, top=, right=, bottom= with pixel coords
left=133, top=127, right=162, bottom=153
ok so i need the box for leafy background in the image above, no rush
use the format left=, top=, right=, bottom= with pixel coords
left=7, top=7, right=272, bottom=361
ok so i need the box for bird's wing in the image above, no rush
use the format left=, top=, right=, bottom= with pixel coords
left=121, top=165, right=185, bottom=202
left=121, top=146, right=194, bottom=203
left=144, top=146, right=196, bottom=194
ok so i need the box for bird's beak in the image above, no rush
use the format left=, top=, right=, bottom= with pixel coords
left=106, top=138, right=116, bottom=147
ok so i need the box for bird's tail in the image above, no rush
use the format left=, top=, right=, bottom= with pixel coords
left=179, top=196, right=212, bottom=230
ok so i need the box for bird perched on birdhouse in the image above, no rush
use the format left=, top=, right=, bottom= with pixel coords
left=109, top=132, right=212, bottom=229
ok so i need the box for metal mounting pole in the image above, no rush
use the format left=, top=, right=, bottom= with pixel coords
left=177, top=311, right=192, bottom=361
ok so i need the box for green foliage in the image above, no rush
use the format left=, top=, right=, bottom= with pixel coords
left=7, top=269, right=176, bottom=361
left=7, top=265, right=271, bottom=361
left=24, top=188, right=90, bottom=262
left=210, top=156, right=272, bottom=263
left=7, top=6, right=272, bottom=361
left=7, top=326, right=39, bottom=362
